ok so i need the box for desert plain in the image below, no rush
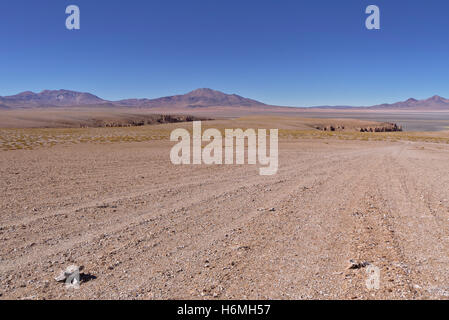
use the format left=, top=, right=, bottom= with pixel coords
left=1, top=115, right=449, bottom=300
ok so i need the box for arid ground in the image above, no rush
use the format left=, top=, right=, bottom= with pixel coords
left=1, top=117, right=449, bottom=299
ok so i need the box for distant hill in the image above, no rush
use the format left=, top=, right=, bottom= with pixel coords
left=2, top=89, right=449, bottom=112
left=115, top=88, right=266, bottom=108
left=0, top=90, right=107, bottom=107
left=367, top=95, right=449, bottom=111
left=307, top=95, right=449, bottom=111
left=0, top=88, right=266, bottom=109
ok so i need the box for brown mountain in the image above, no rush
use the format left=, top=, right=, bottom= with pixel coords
left=2, top=89, right=449, bottom=112
left=367, top=95, right=449, bottom=110
left=0, top=90, right=107, bottom=107
left=0, top=88, right=266, bottom=109
left=115, top=88, right=265, bottom=108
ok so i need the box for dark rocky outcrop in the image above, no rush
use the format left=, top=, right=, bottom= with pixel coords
left=314, top=122, right=402, bottom=133
left=359, top=123, right=402, bottom=132
left=315, top=125, right=345, bottom=131
left=88, top=114, right=208, bottom=128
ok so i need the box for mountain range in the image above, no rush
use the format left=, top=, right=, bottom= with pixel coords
left=1, top=88, right=449, bottom=111
left=0, top=90, right=105, bottom=107
left=368, top=95, right=449, bottom=110
left=0, top=88, right=265, bottom=109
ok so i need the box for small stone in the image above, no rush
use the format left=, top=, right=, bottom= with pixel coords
left=54, top=265, right=84, bottom=282
left=348, top=259, right=370, bottom=270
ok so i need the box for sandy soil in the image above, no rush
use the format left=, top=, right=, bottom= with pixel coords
left=2, top=107, right=444, bottom=132
left=1, top=125, right=449, bottom=299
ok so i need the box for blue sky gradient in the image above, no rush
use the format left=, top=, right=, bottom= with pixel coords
left=1, top=0, right=449, bottom=106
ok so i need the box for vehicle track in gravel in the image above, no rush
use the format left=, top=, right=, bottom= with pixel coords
left=2, top=139, right=449, bottom=299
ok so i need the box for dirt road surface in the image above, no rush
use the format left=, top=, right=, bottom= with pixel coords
left=1, top=138, right=449, bottom=299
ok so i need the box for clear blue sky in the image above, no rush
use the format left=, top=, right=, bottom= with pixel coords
left=1, top=0, right=449, bottom=106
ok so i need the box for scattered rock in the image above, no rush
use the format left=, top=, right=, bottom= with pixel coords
left=352, top=211, right=364, bottom=217
left=55, top=265, right=84, bottom=282
left=359, top=123, right=402, bottom=132
left=348, top=260, right=370, bottom=270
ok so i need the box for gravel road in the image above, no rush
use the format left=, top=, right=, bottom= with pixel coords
left=1, top=139, right=449, bottom=299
